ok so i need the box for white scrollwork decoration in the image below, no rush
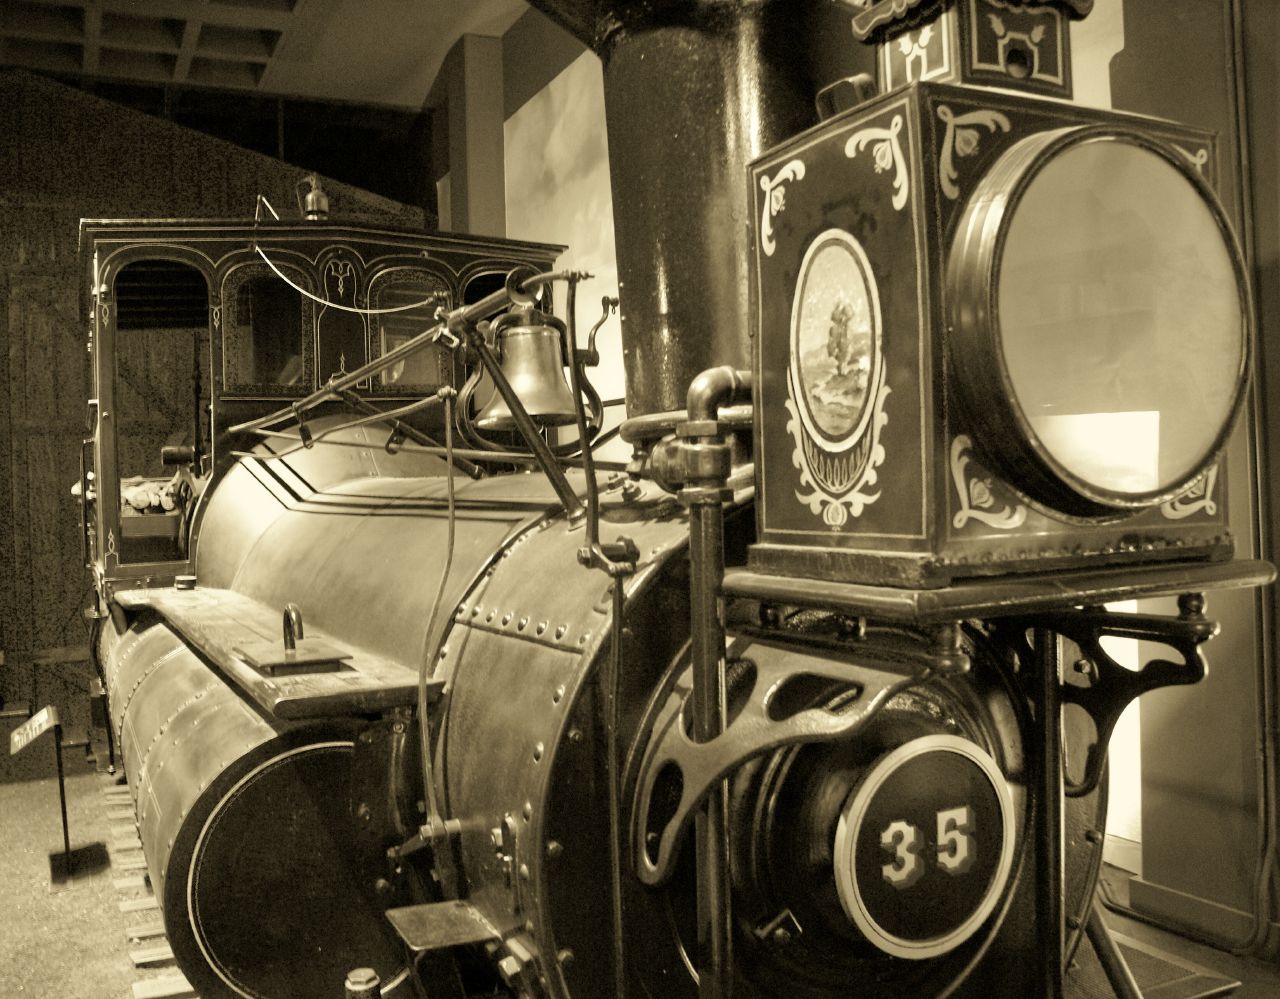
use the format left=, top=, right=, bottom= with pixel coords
left=1160, top=466, right=1218, bottom=520
left=937, top=105, right=1012, bottom=200
left=950, top=436, right=1026, bottom=530
left=1176, top=145, right=1209, bottom=176
left=897, top=25, right=936, bottom=81
left=845, top=114, right=909, bottom=212
left=325, top=259, right=355, bottom=295
left=105, top=530, right=117, bottom=559
left=785, top=372, right=890, bottom=529
left=212, top=305, right=222, bottom=330
left=759, top=159, right=807, bottom=257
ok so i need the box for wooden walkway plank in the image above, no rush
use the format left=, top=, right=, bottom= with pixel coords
left=125, top=920, right=167, bottom=942
left=131, top=974, right=195, bottom=999
left=119, top=896, right=160, bottom=913
left=129, top=942, right=175, bottom=967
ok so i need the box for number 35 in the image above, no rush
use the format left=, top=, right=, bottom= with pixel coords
left=880, top=805, right=976, bottom=888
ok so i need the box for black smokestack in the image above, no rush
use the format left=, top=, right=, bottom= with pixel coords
left=527, top=0, right=814, bottom=417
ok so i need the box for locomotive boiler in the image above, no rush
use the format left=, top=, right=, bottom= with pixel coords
left=76, top=1, right=1272, bottom=998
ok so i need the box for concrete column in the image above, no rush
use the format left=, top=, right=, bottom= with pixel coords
left=442, top=34, right=506, bottom=237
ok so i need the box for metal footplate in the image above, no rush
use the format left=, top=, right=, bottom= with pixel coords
left=384, top=900, right=501, bottom=954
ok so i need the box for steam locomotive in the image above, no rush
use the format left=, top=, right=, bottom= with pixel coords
left=77, top=1, right=1271, bottom=997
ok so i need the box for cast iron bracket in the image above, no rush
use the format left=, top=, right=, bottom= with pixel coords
left=996, top=592, right=1216, bottom=797
left=632, top=633, right=936, bottom=886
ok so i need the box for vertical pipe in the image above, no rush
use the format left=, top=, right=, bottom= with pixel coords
left=1034, top=627, right=1064, bottom=999
left=607, top=579, right=629, bottom=998
left=689, top=497, right=731, bottom=999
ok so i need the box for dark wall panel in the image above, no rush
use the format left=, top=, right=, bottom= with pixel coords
left=0, top=69, right=425, bottom=710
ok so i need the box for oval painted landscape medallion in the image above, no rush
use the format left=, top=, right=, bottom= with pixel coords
left=790, top=229, right=881, bottom=454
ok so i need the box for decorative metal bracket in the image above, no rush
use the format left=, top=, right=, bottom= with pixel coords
left=995, top=593, right=1216, bottom=797
left=632, top=635, right=934, bottom=886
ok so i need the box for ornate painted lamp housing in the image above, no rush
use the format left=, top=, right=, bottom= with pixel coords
left=747, top=0, right=1252, bottom=586
left=852, top=0, right=1094, bottom=98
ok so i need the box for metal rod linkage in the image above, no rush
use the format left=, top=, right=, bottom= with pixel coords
left=1086, top=897, right=1142, bottom=999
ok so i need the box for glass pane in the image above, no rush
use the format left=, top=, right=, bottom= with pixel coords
left=113, top=259, right=210, bottom=563
left=998, top=137, right=1244, bottom=496
left=223, top=265, right=313, bottom=391
left=369, top=269, right=451, bottom=389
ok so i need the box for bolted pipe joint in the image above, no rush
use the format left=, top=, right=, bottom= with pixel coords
left=675, top=366, right=751, bottom=504
left=676, top=441, right=735, bottom=506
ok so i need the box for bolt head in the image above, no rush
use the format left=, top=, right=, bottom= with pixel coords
left=345, top=967, right=379, bottom=988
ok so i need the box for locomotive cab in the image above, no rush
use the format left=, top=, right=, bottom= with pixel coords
left=78, top=218, right=562, bottom=601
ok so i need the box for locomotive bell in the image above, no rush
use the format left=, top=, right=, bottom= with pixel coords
left=475, top=307, right=578, bottom=430
left=298, top=173, right=330, bottom=221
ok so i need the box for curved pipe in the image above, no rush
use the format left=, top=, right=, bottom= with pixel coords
left=282, top=603, right=303, bottom=652
left=687, top=366, right=753, bottom=424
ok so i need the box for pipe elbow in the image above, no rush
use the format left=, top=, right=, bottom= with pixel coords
left=686, top=366, right=753, bottom=424
left=282, top=603, right=304, bottom=652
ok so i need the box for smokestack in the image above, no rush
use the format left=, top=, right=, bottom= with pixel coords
left=526, top=0, right=814, bottom=417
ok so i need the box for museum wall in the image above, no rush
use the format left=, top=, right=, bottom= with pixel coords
left=1106, top=0, right=1268, bottom=944
left=0, top=69, right=425, bottom=715
left=503, top=50, right=625, bottom=457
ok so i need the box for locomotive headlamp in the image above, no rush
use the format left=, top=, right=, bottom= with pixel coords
left=749, top=82, right=1252, bottom=585
left=948, top=126, right=1251, bottom=518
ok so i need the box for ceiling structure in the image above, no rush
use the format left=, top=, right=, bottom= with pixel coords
left=0, top=0, right=529, bottom=109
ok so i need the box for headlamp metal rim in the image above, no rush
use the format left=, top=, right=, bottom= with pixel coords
left=946, top=123, right=1253, bottom=519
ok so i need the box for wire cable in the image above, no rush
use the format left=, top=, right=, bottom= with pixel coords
left=252, top=195, right=446, bottom=316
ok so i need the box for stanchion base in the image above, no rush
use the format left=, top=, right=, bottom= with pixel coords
left=47, top=842, right=108, bottom=891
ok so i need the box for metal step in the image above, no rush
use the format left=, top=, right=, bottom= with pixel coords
left=385, top=899, right=501, bottom=954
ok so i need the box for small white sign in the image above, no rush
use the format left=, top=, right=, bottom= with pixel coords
left=9, top=705, right=60, bottom=756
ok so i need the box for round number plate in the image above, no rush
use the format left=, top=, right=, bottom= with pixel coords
left=833, top=734, right=1016, bottom=960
